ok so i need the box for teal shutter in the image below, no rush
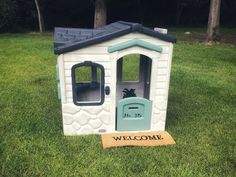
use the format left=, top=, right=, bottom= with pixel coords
left=56, top=64, right=61, bottom=100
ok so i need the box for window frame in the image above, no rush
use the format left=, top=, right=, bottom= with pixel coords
left=71, top=61, right=105, bottom=106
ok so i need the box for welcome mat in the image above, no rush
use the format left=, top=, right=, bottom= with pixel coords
left=101, top=131, right=175, bottom=148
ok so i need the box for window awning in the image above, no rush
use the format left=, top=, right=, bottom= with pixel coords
left=108, top=38, right=163, bottom=53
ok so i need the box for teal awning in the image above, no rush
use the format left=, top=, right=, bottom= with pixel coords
left=108, top=38, right=163, bottom=53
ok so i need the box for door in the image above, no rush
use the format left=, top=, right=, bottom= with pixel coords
left=116, top=97, right=152, bottom=131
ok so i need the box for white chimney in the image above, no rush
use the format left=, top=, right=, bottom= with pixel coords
left=154, top=28, right=168, bottom=34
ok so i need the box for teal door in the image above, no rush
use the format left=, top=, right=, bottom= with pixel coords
left=116, top=97, right=152, bottom=131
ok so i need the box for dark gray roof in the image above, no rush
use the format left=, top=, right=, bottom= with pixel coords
left=54, top=21, right=176, bottom=54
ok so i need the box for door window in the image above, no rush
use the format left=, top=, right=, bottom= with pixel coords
left=122, top=54, right=140, bottom=82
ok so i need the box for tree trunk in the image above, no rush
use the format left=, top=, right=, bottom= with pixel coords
left=94, top=0, right=107, bottom=28
left=34, top=0, right=45, bottom=33
left=206, top=0, right=221, bottom=42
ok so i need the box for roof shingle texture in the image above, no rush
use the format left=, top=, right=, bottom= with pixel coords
left=54, top=21, right=176, bottom=54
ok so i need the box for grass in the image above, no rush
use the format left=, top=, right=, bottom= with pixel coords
left=169, top=27, right=236, bottom=45
left=0, top=30, right=236, bottom=177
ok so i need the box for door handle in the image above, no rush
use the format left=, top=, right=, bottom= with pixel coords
left=105, top=86, right=110, bottom=95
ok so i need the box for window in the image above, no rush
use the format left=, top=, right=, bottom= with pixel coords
left=72, top=61, right=105, bottom=106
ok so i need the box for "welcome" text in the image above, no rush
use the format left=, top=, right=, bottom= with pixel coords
left=112, top=135, right=163, bottom=141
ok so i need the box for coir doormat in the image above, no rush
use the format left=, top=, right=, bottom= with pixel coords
left=101, top=131, right=175, bottom=148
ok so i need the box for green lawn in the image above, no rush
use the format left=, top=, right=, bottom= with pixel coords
left=0, top=31, right=236, bottom=177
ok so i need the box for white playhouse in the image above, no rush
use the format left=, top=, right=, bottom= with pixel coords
left=54, top=21, right=176, bottom=135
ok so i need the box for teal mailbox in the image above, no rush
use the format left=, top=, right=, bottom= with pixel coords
left=117, top=97, right=152, bottom=131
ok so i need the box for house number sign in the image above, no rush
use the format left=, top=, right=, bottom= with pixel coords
left=123, top=104, right=144, bottom=119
